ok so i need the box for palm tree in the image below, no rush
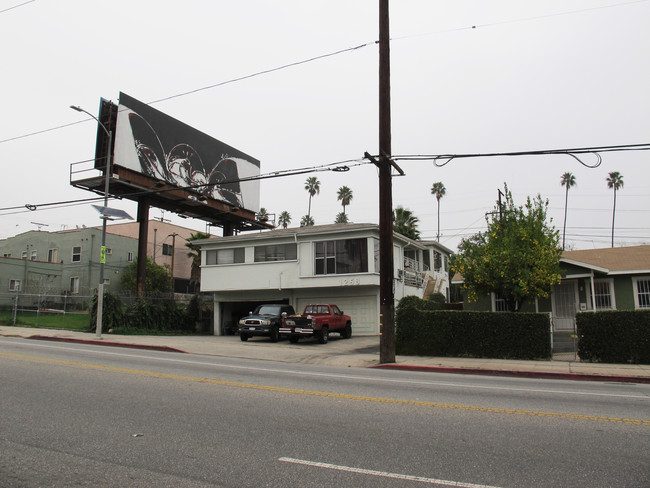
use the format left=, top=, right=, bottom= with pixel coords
left=257, top=207, right=269, bottom=222
left=430, top=182, right=446, bottom=242
left=337, top=186, right=353, bottom=215
left=278, top=211, right=291, bottom=229
left=392, top=206, right=420, bottom=240
left=300, top=214, right=314, bottom=227
left=304, top=177, right=320, bottom=221
left=185, top=231, right=211, bottom=291
left=335, top=212, right=349, bottom=224
left=560, top=172, right=576, bottom=250
left=606, top=171, right=624, bottom=248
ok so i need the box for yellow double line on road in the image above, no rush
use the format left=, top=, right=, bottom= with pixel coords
left=4, top=352, right=649, bottom=426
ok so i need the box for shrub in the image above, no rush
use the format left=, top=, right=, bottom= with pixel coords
left=90, top=291, right=124, bottom=331
left=577, top=310, right=650, bottom=364
left=396, top=295, right=551, bottom=360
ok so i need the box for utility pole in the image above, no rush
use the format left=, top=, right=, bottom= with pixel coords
left=169, top=232, right=178, bottom=292
left=378, top=0, right=395, bottom=364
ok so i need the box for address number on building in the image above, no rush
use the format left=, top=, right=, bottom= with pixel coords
left=341, top=278, right=360, bottom=286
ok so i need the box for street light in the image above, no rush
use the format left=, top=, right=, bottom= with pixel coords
left=70, top=104, right=112, bottom=339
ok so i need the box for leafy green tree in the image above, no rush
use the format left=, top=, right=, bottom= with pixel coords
left=278, top=210, right=291, bottom=229
left=304, top=176, right=320, bottom=221
left=121, top=258, right=172, bottom=293
left=335, top=212, right=349, bottom=224
left=300, top=214, right=315, bottom=227
left=606, top=171, right=624, bottom=248
left=430, top=182, right=446, bottom=242
left=393, top=206, right=420, bottom=240
left=185, top=231, right=211, bottom=290
left=337, top=186, right=353, bottom=215
left=451, top=185, right=562, bottom=312
left=560, top=172, right=576, bottom=250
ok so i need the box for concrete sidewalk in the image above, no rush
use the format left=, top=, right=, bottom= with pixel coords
left=2, top=326, right=649, bottom=383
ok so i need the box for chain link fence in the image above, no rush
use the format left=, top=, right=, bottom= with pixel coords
left=0, top=292, right=213, bottom=333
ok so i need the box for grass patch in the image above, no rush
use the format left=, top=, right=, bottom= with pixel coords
left=0, top=310, right=91, bottom=331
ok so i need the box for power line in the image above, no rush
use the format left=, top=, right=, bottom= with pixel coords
left=0, top=157, right=369, bottom=216
left=391, top=143, right=650, bottom=168
left=0, top=42, right=374, bottom=145
left=0, top=0, right=35, bottom=15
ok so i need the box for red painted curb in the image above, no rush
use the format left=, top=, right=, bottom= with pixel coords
left=369, top=364, right=650, bottom=384
left=28, top=335, right=186, bottom=354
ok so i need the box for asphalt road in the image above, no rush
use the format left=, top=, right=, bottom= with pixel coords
left=1, top=337, right=649, bottom=487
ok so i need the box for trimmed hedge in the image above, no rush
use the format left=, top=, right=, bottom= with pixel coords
left=396, top=296, right=551, bottom=360
left=577, top=310, right=650, bottom=364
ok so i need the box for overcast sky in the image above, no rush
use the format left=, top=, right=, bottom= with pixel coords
left=1, top=0, right=648, bottom=251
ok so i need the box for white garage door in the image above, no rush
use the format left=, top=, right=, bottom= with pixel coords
left=296, top=295, right=378, bottom=336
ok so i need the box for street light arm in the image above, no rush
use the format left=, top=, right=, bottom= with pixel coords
left=69, top=105, right=110, bottom=139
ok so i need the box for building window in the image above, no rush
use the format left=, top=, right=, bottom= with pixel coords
left=105, top=247, right=112, bottom=255
left=315, top=238, right=368, bottom=275
left=254, top=243, right=297, bottom=262
left=593, top=279, right=615, bottom=310
left=21, top=251, right=27, bottom=259
left=48, top=249, right=58, bottom=262
left=205, top=248, right=245, bottom=265
left=434, top=251, right=442, bottom=272
left=422, top=249, right=431, bottom=271
left=162, top=243, right=173, bottom=256
left=9, top=279, right=21, bottom=291
left=70, top=277, right=80, bottom=294
left=72, top=246, right=81, bottom=262
left=30, top=250, right=37, bottom=261
left=128, top=252, right=134, bottom=262
left=633, top=278, right=650, bottom=309
left=103, top=278, right=111, bottom=286
left=492, top=293, right=508, bottom=312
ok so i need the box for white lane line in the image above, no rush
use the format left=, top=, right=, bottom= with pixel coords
left=278, top=457, right=503, bottom=488
left=2, top=337, right=648, bottom=400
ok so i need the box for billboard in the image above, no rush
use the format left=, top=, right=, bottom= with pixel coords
left=113, top=92, right=260, bottom=212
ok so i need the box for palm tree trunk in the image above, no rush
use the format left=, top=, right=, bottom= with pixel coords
left=611, top=188, right=617, bottom=248
left=308, top=195, right=312, bottom=219
left=436, top=200, right=440, bottom=242
left=562, top=186, right=569, bottom=250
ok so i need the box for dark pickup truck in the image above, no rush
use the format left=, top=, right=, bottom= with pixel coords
left=279, top=304, right=352, bottom=344
left=238, top=304, right=295, bottom=342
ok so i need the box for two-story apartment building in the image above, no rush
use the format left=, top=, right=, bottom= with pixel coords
left=0, top=221, right=208, bottom=295
left=198, top=223, right=453, bottom=336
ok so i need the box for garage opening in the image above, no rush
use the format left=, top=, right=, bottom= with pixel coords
left=220, top=299, right=291, bottom=335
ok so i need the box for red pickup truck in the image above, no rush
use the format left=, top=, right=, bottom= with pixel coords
left=279, top=304, right=352, bottom=344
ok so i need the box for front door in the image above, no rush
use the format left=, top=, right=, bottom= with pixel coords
left=552, top=281, right=578, bottom=331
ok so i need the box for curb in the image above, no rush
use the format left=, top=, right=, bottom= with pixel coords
left=28, top=336, right=187, bottom=354
left=370, top=364, right=650, bottom=384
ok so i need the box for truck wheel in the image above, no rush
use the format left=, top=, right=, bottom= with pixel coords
left=342, top=323, right=352, bottom=339
left=289, top=336, right=300, bottom=344
left=317, top=326, right=329, bottom=344
left=240, top=333, right=249, bottom=342
left=269, top=327, right=279, bottom=343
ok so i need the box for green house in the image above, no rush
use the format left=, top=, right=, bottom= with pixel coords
left=454, top=245, right=650, bottom=332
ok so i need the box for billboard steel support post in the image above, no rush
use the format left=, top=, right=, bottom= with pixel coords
left=70, top=105, right=112, bottom=339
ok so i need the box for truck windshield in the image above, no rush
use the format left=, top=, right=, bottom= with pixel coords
left=255, top=305, right=282, bottom=315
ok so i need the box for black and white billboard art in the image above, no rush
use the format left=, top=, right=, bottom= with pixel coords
left=113, top=93, right=260, bottom=212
